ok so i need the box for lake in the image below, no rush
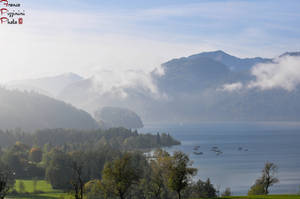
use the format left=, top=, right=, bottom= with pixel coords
left=141, top=122, right=300, bottom=196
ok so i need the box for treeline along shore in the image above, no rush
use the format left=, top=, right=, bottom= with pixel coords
left=0, top=127, right=288, bottom=199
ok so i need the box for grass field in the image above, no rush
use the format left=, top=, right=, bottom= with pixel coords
left=220, top=195, right=300, bottom=199
left=7, top=180, right=300, bottom=199
left=8, top=180, right=69, bottom=199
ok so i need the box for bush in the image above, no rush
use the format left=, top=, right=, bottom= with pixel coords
left=222, top=187, right=231, bottom=197
left=188, top=178, right=217, bottom=198
left=248, top=181, right=265, bottom=195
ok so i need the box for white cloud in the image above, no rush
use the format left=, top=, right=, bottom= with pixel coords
left=221, top=82, right=243, bottom=92
left=0, top=9, right=211, bottom=86
left=248, top=56, right=300, bottom=91
left=1, top=1, right=299, bottom=93
left=221, top=56, right=300, bottom=92
left=89, top=69, right=162, bottom=98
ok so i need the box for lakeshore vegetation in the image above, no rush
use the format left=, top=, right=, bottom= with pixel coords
left=0, top=127, right=297, bottom=199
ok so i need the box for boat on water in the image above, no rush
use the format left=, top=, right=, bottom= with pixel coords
left=193, top=146, right=200, bottom=150
left=193, top=151, right=204, bottom=155
left=211, top=146, right=220, bottom=152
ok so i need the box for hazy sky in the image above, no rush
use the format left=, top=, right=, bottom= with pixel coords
left=1, top=0, right=300, bottom=83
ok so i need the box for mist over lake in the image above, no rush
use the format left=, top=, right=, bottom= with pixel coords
left=142, top=122, right=300, bottom=196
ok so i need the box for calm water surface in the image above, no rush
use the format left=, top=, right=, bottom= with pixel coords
left=141, top=122, right=300, bottom=195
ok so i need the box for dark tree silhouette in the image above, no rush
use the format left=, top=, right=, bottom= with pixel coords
left=71, top=161, right=84, bottom=199
left=261, top=162, right=279, bottom=194
left=0, top=166, right=14, bottom=199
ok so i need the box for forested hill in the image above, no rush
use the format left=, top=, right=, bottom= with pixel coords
left=0, top=87, right=99, bottom=131
left=94, top=106, right=144, bottom=129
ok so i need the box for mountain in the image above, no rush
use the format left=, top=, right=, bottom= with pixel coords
left=7, top=73, right=84, bottom=97
left=149, top=51, right=300, bottom=122
left=0, top=87, right=99, bottom=131
left=151, top=50, right=272, bottom=96
left=154, top=55, right=231, bottom=93
left=5, top=50, right=300, bottom=124
left=57, top=77, right=94, bottom=106
left=280, top=51, right=300, bottom=57
left=94, top=106, right=144, bottom=129
left=186, top=50, right=272, bottom=71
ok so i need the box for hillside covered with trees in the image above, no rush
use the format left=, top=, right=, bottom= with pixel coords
left=0, top=87, right=99, bottom=131
left=94, top=106, right=144, bottom=129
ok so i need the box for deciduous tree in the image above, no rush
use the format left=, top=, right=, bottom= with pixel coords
left=167, top=151, right=197, bottom=199
left=261, top=162, right=279, bottom=194
left=248, top=162, right=279, bottom=195
left=100, top=153, right=141, bottom=199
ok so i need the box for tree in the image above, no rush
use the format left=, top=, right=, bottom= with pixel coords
left=29, top=147, right=43, bottom=163
left=188, top=178, right=216, bottom=198
left=2, top=151, right=23, bottom=179
left=149, top=162, right=165, bottom=199
left=69, top=152, right=88, bottom=199
left=204, top=178, right=217, bottom=198
left=167, top=151, right=197, bottom=199
left=222, top=187, right=231, bottom=197
left=0, top=161, right=15, bottom=199
left=261, top=162, right=279, bottom=194
left=248, top=179, right=265, bottom=196
left=0, top=174, right=9, bottom=199
left=147, top=149, right=174, bottom=199
left=18, top=180, right=25, bottom=194
left=248, top=162, right=279, bottom=195
left=45, top=149, right=73, bottom=190
left=33, top=178, right=38, bottom=193
left=71, top=162, right=84, bottom=199
left=100, top=153, right=141, bottom=199
left=156, top=133, right=161, bottom=146
left=84, top=180, right=103, bottom=199
left=0, top=166, right=14, bottom=199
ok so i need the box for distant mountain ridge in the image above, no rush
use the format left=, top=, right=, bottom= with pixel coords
left=4, top=50, right=300, bottom=123
left=279, top=51, right=300, bottom=57
left=150, top=50, right=300, bottom=122
left=156, top=56, right=231, bottom=93
left=168, top=50, right=272, bottom=71
left=7, top=73, right=84, bottom=97
left=152, top=50, right=273, bottom=94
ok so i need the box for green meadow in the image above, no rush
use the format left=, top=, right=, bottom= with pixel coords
left=220, top=195, right=300, bottom=199
left=7, top=180, right=300, bottom=199
left=8, top=180, right=69, bottom=199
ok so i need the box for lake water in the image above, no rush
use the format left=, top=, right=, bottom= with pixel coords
left=141, top=122, right=300, bottom=196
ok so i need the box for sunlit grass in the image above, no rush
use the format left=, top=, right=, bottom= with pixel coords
left=8, top=180, right=70, bottom=199
left=220, top=195, right=300, bottom=199
left=8, top=180, right=300, bottom=199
